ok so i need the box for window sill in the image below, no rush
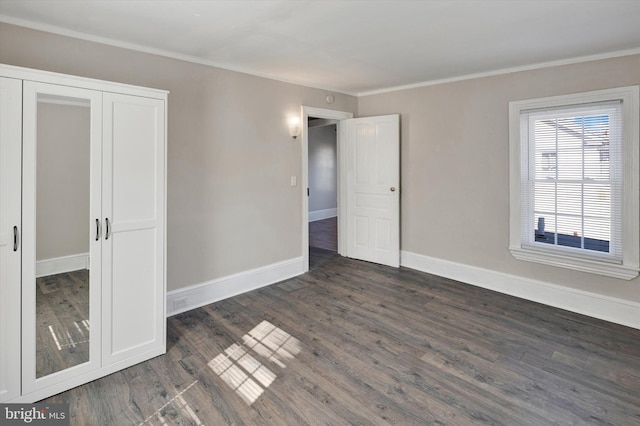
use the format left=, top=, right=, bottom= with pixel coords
left=509, top=246, right=639, bottom=280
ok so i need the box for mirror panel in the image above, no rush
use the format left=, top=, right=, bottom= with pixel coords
left=35, top=94, right=91, bottom=378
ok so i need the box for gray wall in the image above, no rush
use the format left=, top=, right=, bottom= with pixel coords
left=358, top=54, right=640, bottom=303
left=0, top=23, right=357, bottom=292
left=308, top=124, right=337, bottom=215
left=4, top=21, right=639, bottom=306
left=36, top=102, right=90, bottom=261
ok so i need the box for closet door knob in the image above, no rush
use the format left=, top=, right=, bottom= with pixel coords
left=96, top=219, right=101, bottom=241
left=105, top=218, right=111, bottom=240
left=13, top=226, right=18, bottom=251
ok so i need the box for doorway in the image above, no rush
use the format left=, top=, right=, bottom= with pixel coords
left=308, top=117, right=338, bottom=269
left=302, top=108, right=401, bottom=271
left=301, top=107, right=353, bottom=272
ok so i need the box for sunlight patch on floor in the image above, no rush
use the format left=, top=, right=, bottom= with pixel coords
left=209, top=320, right=301, bottom=405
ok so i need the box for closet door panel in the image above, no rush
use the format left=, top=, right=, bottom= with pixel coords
left=111, top=230, right=157, bottom=352
left=102, top=93, right=165, bottom=366
left=0, top=77, right=22, bottom=402
left=20, top=81, right=103, bottom=396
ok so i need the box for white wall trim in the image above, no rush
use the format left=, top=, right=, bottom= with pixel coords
left=166, top=257, right=304, bottom=316
left=401, top=250, right=640, bottom=330
left=36, top=253, right=89, bottom=278
left=358, top=47, right=640, bottom=97
left=308, top=208, right=337, bottom=222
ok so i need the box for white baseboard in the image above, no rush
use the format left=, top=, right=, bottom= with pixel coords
left=309, top=208, right=337, bottom=222
left=36, top=253, right=89, bottom=278
left=167, top=256, right=304, bottom=316
left=401, top=250, right=640, bottom=330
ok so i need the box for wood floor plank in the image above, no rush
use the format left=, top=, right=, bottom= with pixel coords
left=41, top=251, right=640, bottom=425
left=205, top=299, right=446, bottom=425
left=499, top=353, right=634, bottom=425
left=519, top=351, right=640, bottom=413
left=309, top=217, right=337, bottom=252
left=200, top=302, right=394, bottom=423
left=231, top=286, right=518, bottom=425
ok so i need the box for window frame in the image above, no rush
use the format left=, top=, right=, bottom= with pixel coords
left=509, top=86, right=639, bottom=280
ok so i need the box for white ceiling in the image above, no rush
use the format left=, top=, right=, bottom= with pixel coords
left=1, top=1, right=639, bottom=95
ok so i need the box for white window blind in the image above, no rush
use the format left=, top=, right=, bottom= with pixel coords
left=519, top=101, right=623, bottom=262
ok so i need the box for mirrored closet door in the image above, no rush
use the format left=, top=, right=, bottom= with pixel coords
left=21, top=81, right=103, bottom=394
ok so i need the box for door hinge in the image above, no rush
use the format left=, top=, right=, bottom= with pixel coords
left=307, top=188, right=310, bottom=196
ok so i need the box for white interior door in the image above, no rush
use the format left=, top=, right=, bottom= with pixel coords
left=344, top=114, right=400, bottom=267
left=0, top=77, right=22, bottom=402
left=101, top=93, right=166, bottom=367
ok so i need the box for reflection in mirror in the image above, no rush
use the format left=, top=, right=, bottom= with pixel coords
left=35, top=94, right=91, bottom=378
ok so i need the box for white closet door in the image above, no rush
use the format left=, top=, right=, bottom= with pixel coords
left=102, top=93, right=166, bottom=367
left=20, top=81, right=103, bottom=397
left=0, top=77, right=22, bottom=402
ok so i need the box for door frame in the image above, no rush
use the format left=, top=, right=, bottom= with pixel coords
left=301, top=106, right=353, bottom=272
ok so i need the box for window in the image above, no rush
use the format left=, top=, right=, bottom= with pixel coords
left=509, top=86, right=639, bottom=280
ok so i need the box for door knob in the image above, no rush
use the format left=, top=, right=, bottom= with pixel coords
left=390, top=187, right=396, bottom=192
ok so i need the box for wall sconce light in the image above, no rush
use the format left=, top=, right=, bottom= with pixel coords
left=288, top=116, right=300, bottom=139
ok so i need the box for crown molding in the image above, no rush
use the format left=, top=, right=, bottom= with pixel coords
left=357, top=47, right=640, bottom=97
left=0, top=15, right=358, bottom=96
left=2, top=15, right=638, bottom=99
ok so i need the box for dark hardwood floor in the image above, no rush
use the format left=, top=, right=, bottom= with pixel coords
left=309, top=217, right=337, bottom=252
left=44, top=251, right=640, bottom=425
left=309, top=216, right=338, bottom=271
